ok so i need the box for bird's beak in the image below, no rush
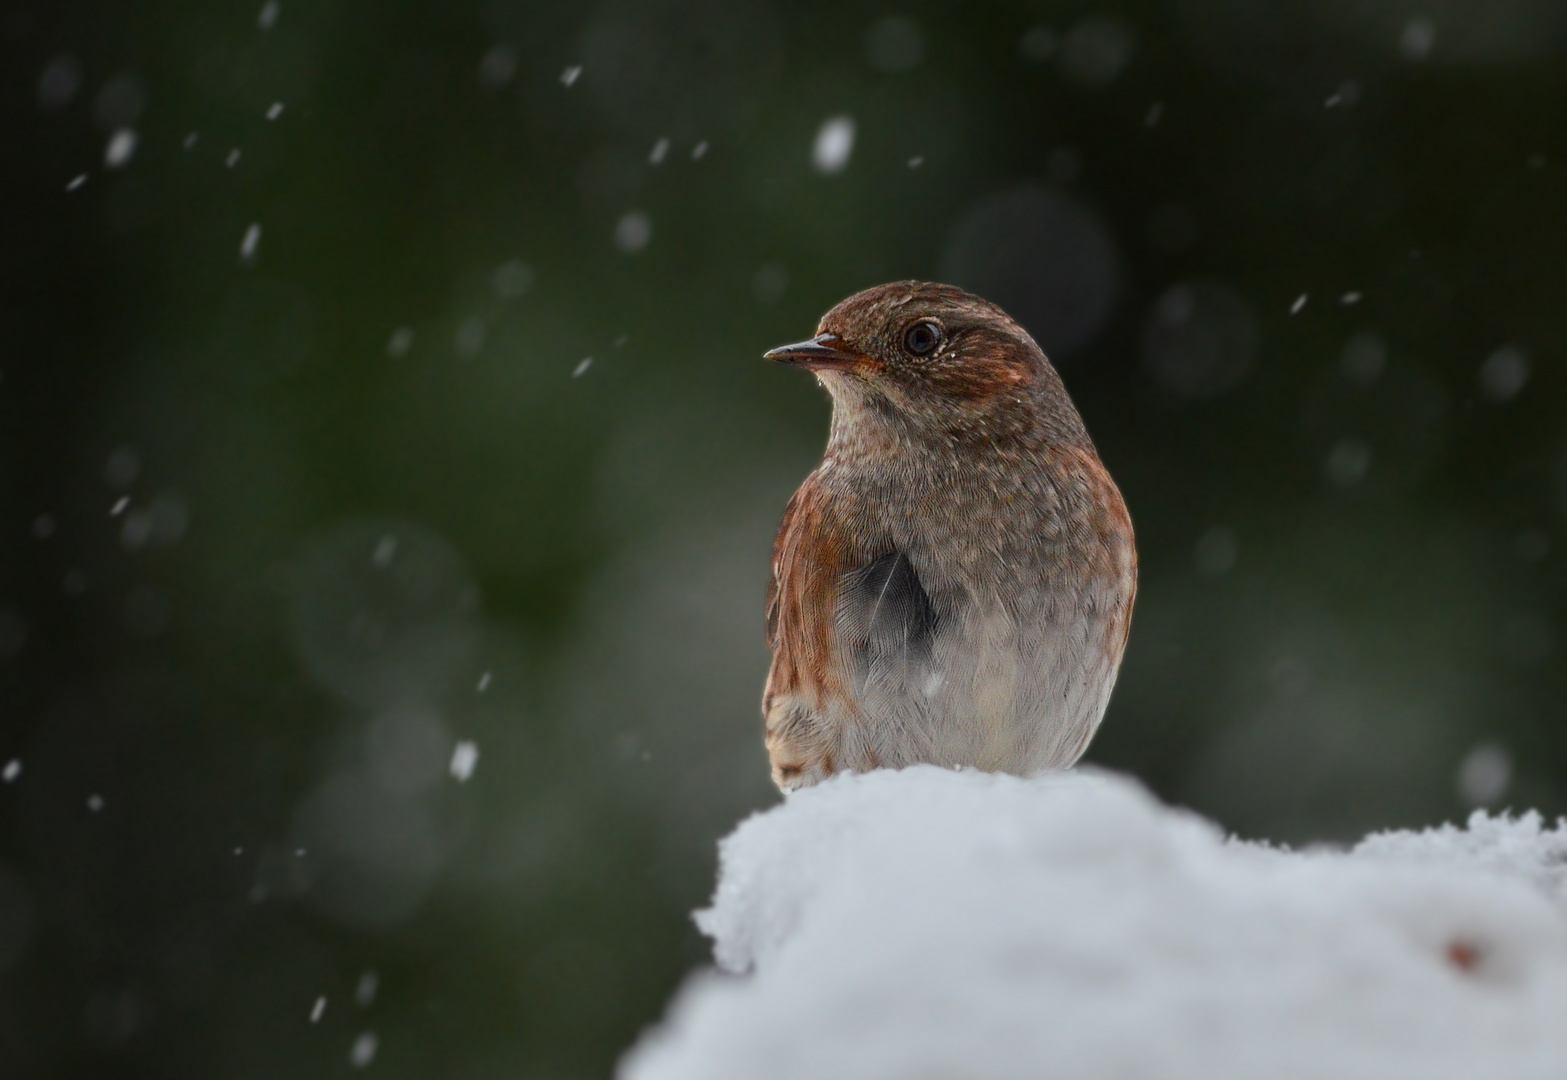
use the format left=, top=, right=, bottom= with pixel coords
left=764, top=333, right=864, bottom=372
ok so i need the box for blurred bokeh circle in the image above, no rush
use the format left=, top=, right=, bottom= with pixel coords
left=292, top=771, right=448, bottom=930
left=1058, top=17, right=1134, bottom=88
left=288, top=519, right=480, bottom=709
left=1142, top=279, right=1258, bottom=398
left=938, top=186, right=1120, bottom=359
left=365, top=705, right=455, bottom=795
left=1302, top=345, right=1448, bottom=498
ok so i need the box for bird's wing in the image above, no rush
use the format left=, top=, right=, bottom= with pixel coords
left=839, top=551, right=933, bottom=670
left=766, top=476, right=855, bottom=688
left=764, top=476, right=867, bottom=786
left=833, top=548, right=940, bottom=708
left=765, top=484, right=808, bottom=653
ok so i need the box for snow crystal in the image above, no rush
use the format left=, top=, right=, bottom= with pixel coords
left=1401, top=18, right=1436, bottom=61
left=226, top=148, right=241, bottom=168
left=266, top=102, right=284, bottom=121
left=560, top=65, right=582, bottom=88
left=614, top=213, right=650, bottom=253
left=476, top=672, right=491, bottom=692
left=355, top=969, right=378, bottom=1008
left=310, top=995, right=326, bottom=1023
left=649, top=138, right=670, bottom=165
left=812, top=116, right=855, bottom=175
left=478, top=44, right=517, bottom=89
left=492, top=260, right=533, bottom=299
left=86, top=794, right=104, bottom=812
left=147, top=492, right=189, bottom=546
left=906, top=155, right=923, bottom=169
left=1341, top=331, right=1386, bottom=383
left=1018, top=26, right=1059, bottom=64
left=240, top=223, right=262, bottom=264
left=1479, top=345, right=1530, bottom=402
left=1058, top=17, right=1133, bottom=89
left=386, top=327, right=414, bottom=357
left=1457, top=743, right=1513, bottom=806
left=258, top=1, right=280, bottom=30
left=349, top=1032, right=377, bottom=1068
left=1289, top=292, right=1308, bottom=314
left=692, top=141, right=709, bottom=161
left=370, top=535, right=397, bottom=568
left=572, top=357, right=593, bottom=378
left=449, top=741, right=479, bottom=783
left=66, top=174, right=87, bottom=192
left=106, top=445, right=141, bottom=488
left=2, top=760, right=19, bottom=783
left=454, top=317, right=485, bottom=357
left=110, top=496, right=130, bottom=517
left=622, top=767, right=1567, bottom=1080
left=104, top=129, right=138, bottom=169
left=121, top=510, right=152, bottom=551
left=1324, top=80, right=1361, bottom=109
left=37, top=55, right=81, bottom=110
left=183, top=132, right=198, bottom=149
left=1324, top=436, right=1372, bottom=487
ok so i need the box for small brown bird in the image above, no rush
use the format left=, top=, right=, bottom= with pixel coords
left=762, top=281, right=1136, bottom=792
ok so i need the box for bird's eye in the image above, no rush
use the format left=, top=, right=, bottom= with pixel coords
left=904, top=321, right=941, bottom=356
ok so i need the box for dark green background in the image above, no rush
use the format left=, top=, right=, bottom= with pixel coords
left=4, top=0, right=1567, bottom=1076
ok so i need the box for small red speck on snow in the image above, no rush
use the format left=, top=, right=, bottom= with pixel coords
left=1446, top=940, right=1480, bottom=972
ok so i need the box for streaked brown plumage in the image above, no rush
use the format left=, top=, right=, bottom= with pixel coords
left=762, top=281, right=1136, bottom=792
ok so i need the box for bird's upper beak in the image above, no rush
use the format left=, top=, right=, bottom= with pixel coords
left=764, top=333, right=865, bottom=373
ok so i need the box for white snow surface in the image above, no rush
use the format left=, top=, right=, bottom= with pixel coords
left=621, top=766, right=1567, bottom=1080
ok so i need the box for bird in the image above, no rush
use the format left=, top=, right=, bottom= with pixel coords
left=761, top=281, right=1136, bottom=792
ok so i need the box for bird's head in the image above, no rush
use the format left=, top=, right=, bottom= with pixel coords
left=765, top=281, right=1087, bottom=446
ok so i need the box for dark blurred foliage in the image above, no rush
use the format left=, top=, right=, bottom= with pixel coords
left=3, top=0, right=1567, bottom=1076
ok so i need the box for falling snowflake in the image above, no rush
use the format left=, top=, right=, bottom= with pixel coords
left=104, top=129, right=138, bottom=169
left=450, top=741, right=480, bottom=783
left=240, top=224, right=262, bottom=263
left=812, top=116, right=856, bottom=174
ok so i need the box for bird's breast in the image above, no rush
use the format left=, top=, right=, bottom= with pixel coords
left=822, top=441, right=1133, bottom=773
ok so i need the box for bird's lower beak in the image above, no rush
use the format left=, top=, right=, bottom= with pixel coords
left=764, top=333, right=863, bottom=372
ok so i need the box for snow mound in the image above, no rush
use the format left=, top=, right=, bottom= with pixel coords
left=621, top=767, right=1567, bottom=1080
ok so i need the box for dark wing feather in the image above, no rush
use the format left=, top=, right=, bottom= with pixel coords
left=838, top=551, right=940, bottom=688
